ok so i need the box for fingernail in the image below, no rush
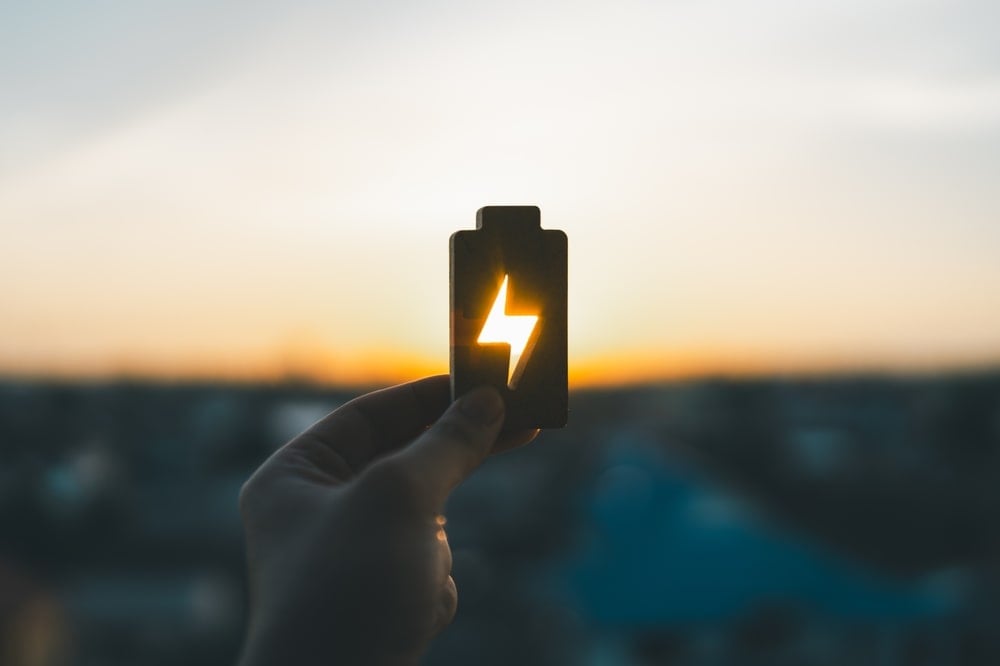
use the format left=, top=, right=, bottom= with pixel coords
left=458, top=387, right=505, bottom=425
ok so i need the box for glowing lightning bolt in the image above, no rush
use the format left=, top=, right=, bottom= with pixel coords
left=477, top=275, right=539, bottom=389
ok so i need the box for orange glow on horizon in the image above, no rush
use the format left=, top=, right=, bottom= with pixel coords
left=0, top=347, right=444, bottom=387
left=3, top=343, right=998, bottom=389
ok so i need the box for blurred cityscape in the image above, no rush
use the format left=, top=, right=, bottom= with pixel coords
left=1, top=372, right=998, bottom=665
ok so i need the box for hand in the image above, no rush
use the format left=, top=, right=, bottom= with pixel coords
left=238, top=375, right=538, bottom=666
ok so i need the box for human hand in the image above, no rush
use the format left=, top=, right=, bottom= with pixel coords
left=238, top=375, right=538, bottom=666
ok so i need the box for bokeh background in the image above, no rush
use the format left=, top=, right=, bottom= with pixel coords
left=2, top=1, right=999, bottom=664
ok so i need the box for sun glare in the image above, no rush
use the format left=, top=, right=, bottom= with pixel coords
left=477, top=275, right=539, bottom=389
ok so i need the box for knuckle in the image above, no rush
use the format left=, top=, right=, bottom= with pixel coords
left=237, top=476, right=259, bottom=518
left=237, top=465, right=278, bottom=520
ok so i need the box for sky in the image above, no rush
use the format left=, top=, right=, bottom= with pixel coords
left=2, top=0, right=999, bottom=386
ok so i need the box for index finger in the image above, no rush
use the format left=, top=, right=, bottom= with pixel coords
left=291, top=375, right=451, bottom=476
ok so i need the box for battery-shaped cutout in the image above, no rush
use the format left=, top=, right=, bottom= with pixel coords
left=450, top=206, right=567, bottom=431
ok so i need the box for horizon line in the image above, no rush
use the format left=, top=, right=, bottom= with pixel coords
left=2, top=362, right=998, bottom=392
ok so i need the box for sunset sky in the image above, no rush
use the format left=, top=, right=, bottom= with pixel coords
left=2, top=0, right=999, bottom=386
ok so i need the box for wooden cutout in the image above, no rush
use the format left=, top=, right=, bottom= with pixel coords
left=450, top=206, right=568, bottom=430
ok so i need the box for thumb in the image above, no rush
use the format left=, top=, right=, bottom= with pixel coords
left=385, top=386, right=506, bottom=511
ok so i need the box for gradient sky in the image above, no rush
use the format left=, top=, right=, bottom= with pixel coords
left=2, top=0, right=1000, bottom=385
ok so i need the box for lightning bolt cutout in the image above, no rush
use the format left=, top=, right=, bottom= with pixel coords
left=477, top=275, right=539, bottom=389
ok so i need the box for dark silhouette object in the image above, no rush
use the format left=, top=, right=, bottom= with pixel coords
left=451, top=206, right=568, bottom=430
left=238, top=376, right=537, bottom=666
